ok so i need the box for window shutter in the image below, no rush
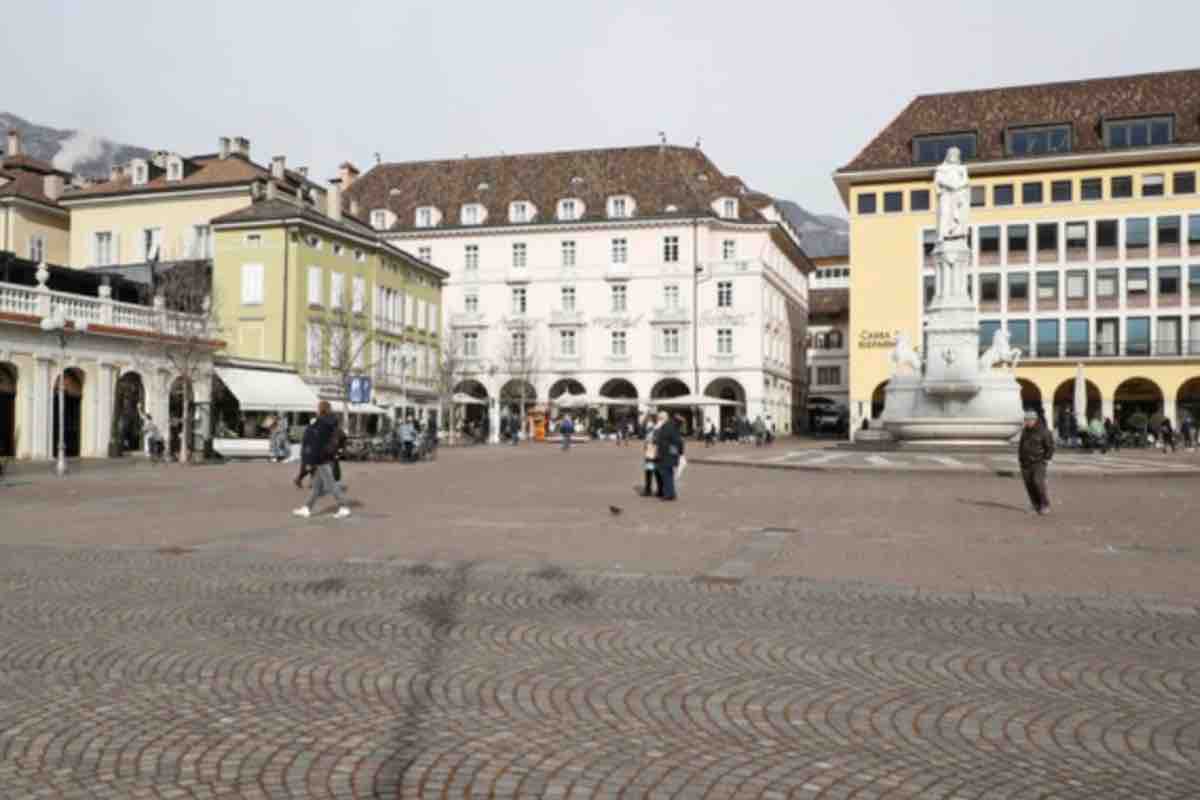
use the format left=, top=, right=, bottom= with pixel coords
left=183, top=227, right=196, bottom=260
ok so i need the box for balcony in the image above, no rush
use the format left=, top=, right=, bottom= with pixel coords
left=505, top=266, right=531, bottom=284
left=651, top=306, right=690, bottom=324
left=652, top=353, right=687, bottom=370
left=605, top=262, right=631, bottom=281
left=549, top=309, right=585, bottom=326
left=708, top=353, right=737, bottom=368
left=1, top=280, right=210, bottom=337
left=1012, top=339, right=1200, bottom=361
left=449, top=311, right=487, bottom=328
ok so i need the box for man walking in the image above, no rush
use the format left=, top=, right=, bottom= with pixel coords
left=653, top=411, right=684, bottom=501
left=559, top=415, right=575, bottom=451
left=293, top=401, right=352, bottom=519
left=1018, top=409, right=1055, bottom=516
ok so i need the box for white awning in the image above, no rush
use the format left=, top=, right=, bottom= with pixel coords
left=214, top=367, right=321, bottom=414
left=329, top=400, right=388, bottom=415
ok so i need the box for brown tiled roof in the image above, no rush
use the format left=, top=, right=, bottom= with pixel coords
left=808, top=288, right=848, bottom=316
left=842, top=68, right=1200, bottom=172
left=62, top=153, right=317, bottom=201
left=0, top=154, right=69, bottom=208
left=344, top=144, right=772, bottom=231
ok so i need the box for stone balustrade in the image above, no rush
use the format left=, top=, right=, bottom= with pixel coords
left=0, top=279, right=209, bottom=337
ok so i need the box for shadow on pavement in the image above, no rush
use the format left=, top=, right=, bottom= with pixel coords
left=957, top=498, right=1029, bottom=514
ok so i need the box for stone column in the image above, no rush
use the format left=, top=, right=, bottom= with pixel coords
left=32, top=357, right=53, bottom=459
left=1163, top=398, right=1178, bottom=427
left=97, top=362, right=116, bottom=457
left=488, top=397, right=500, bottom=445
left=1101, top=397, right=1115, bottom=423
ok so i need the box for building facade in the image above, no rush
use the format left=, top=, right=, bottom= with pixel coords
left=835, top=69, right=1200, bottom=435
left=345, top=145, right=811, bottom=436
left=806, top=251, right=850, bottom=413
left=1, top=130, right=71, bottom=266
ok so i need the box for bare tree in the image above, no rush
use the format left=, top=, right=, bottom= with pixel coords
left=432, top=330, right=467, bottom=441
left=145, top=261, right=220, bottom=464
left=317, top=286, right=377, bottom=431
left=498, top=326, right=541, bottom=437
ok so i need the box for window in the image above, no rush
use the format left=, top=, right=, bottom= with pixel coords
left=1007, top=225, right=1029, bottom=262
left=969, top=186, right=985, bottom=208
left=1036, top=319, right=1059, bottom=358
left=330, top=272, right=345, bottom=308
left=1159, top=266, right=1181, bottom=297
left=1127, top=317, right=1151, bottom=355
left=1104, top=116, right=1174, bottom=149
left=993, top=184, right=1014, bottom=206
left=1036, top=222, right=1058, bottom=260
left=1036, top=271, right=1058, bottom=302
left=1158, top=216, right=1181, bottom=253
left=722, top=239, right=736, bottom=260
left=418, top=246, right=432, bottom=262
left=167, top=159, right=182, bottom=181
left=1191, top=265, right=1200, bottom=294
left=907, top=189, right=929, bottom=211
left=717, top=280, right=733, bottom=308
left=663, top=235, right=680, bottom=263
left=1126, top=267, right=1150, bottom=305
left=611, top=330, right=627, bottom=356
left=354, top=249, right=365, bottom=263
left=922, top=229, right=937, bottom=265
left=370, top=210, right=387, bottom=229
left=28, top=235, right=45, bottom=263
left=558, top=199, right=578, bottom=221
left=511, top=242, right=527, bottom=268
left=663, top=283, right=680, bottom=309
left=561, top=286, right=576, bottom=311
left=463, top=331, right=479, bottom=358
left=1081, top=178, right=1103, bottom=200
left=1096, top=220, right=1119, bottom=256
left=561, top=240, right=576, bottom=267
left=662, top=327, right=681, bottom=355
left=462, top=204, right=481, bottom=225
left=611, top=284, right=627, bottom=312
left=1007, top=320, right=1030, bottom=355
left=717, top=328, right=733, bottom=354
left=511, top=287, right=527, bottom=315
left=1191, top=215, right=1200, bottom=249
left=1111, top=176, right=1133, bottom=199
left=245, top=234, right=262, bottom=248
left=1065, top=319, right=1090, bottom=357
left=1126, top=218, right=1150, bottom=255
left=883, top=191, right=903, bottom=212
left=141, top=227, right=162, bottom=260
left=306, top=325, right=322, bottom=368
left=307, top=266, right=322, bottom=305
left=609, top=196, right=629, bottom=218
left=1096, top=269, right=1119, bottom=302
left=1143, top=174, right=1165, bottom=197
left=611, top=238, right=628, bottom=264
left=510, top=331, right=526, bottom=358
left=559, top=329, right=576, bottom=357
left=1021, top=181, right=1043, bottom=204
left=416, top=207, right=434, bottom=227
left=1006, top=124, right=1071, bottom=156
left=721, top=198, right=737, bottom=219
left=1157, top=317, right=1182, bottom=355
left=464, top=244, right=479, bottom=272
left=1173, top=172, right=1196, bottom=195
left=812, top=366, right=840, bottom=389
left=1051, top=180, right=1072, bottom=203
left=1065, top=222, right=1089, bottom=259
left=1007, top=272, right=1028, bottom=304
left=1066, top=271, right=1088, bottom=301
left=241, top=264, right=264, bottom=305
left=912, top=132, right=977, bottom=164
left=352, top=277, right=365, bottom=313
left=923, top=275, right=936, bottom=308
left=856, top=193, right=876, bottom=214
left=978, top=273, right=1000, bottom=304
left=1096, top=318, right=1119, bottom=356
left=333, top=244, right=344, bottom=257
left=510, top=202, right=530, bottom=223
left=979, top=320, right=1001, bottom=353
left=464, top=292, right=478, bottom=313
left=979, top=225, right=1000, bottom=263
left=305, top=234, right=322, bottom=249
left=132, top=162, right=147, bottom=184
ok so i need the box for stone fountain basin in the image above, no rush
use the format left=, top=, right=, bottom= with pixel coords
left=922, top=381, right=981, bottom=398
left=882, top=417, right=1022, bottom=442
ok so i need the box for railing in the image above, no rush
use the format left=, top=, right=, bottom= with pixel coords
left=1006, top=339, right=1200, bottom=360
left=0, top=284, right=39, bottom=316
left=50, top=292, right=104, bottom=325
left=0, top=279, right=209, bottom=336
left=549, top=310, right=585, bottom=326
left=651, top=306, right=691, bottom=324
left=112, top=302, right=156, bottom=330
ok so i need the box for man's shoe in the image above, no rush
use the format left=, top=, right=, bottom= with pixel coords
left=292, top=506, right=311, bottom=518
left=334, top=506, right=351, bottom=519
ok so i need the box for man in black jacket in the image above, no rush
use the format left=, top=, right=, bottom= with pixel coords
left=1018, top=410, right=1055, bottom=515
left=293, top=401, right=352, bottom=519
left=653, top=411, right=684, bottom=501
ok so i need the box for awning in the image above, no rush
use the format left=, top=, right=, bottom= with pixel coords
left=329, top=400, right=388, bottom=415
left=215, top=366, right=321, bottom=413
left=652, top=394, right=744, bottom=408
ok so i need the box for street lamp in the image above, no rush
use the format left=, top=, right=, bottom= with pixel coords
left=398, top=342, right=416, bottom=421
left=40, top=309, right=90, bottom=477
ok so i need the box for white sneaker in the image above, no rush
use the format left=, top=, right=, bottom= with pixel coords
left=292, top=506, right=311, bottom=518
left=334, top=506, right=351, bottom=519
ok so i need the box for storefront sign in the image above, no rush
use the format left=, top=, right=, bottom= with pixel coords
left=858, top=330, right=900, bottom=349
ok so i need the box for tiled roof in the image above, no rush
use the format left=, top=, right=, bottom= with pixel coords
left=842, top=68, right=1200, bottom=172
left=62, top=153, right=317, bottom=201
left=344, top=144, right=773, bottom=231
left=0, top=156, right=67, bottom=208
left=808, top=288, right=848, bottom=316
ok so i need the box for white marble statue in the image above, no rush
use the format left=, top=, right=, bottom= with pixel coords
left=978, top=329, right=1022, bottom=372
left=890, top=332, right=923, bottom=376
left=935, top=147, right=969, bottom=240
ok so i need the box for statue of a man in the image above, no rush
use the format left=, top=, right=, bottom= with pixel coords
left=935, top=147, right=969, bottom=240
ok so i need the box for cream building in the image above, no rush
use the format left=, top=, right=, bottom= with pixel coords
left=0, top=129, right=71, bottom=266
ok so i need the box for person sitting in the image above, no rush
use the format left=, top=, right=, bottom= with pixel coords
left=269, top=422, right=290, bottom=463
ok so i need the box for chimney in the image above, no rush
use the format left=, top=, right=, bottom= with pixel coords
left=5, top=129, right=20, bottom=157
left=349, top=198, right=360, bottom=217
left=327, top=179, right=343, bottom=221
left=297, top=166, right=308, bottom=178
left=271, top=155, right=286, bottom=180
left=233, top=137, right=250, bottom=158
left=109, top=164, right=123, bottom=182
left=218, top=136, right=231, bottom=159
left=338, top=161, right=360, bottom=189
left=265, top=180, right=277, bottom=201
left=43, top=174, right=64, bottom=202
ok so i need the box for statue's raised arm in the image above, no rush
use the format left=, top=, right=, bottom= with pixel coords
left=934, top=147, right=970, bottom=240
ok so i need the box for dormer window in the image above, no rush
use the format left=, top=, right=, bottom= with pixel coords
left=1006, top=124, right=1071, bottom=156
left=370, top=210, right=386, bottom=229
left=719, top=198, right=738, bottom=219
left=557, top=198, right=582, bottom=221
left=607, top=195, right=634, bottom=219
left=131, top=159, right=149, bottom=186
left=1104, top=115, right=1174, bottom=149
left=166, top=156, right=183, bottom=182
left=509, top=201, right=532, bottom=223
left=415, top=206, right=438, bottom=228
left=912, top=132, right=978, bottom=165
left=461, top=203, right=485, bottom=225
left=477, top=181, right=491, bottom=192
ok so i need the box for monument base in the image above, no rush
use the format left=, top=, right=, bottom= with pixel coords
left=881, top=373, right=1023, bottom=445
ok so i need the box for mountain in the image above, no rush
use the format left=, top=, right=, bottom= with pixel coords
left=776, top=200, right=848, bottom=259
left=0, top=111, right=152, bottom=179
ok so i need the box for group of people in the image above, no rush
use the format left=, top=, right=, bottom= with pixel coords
left=1055, top=407, right=1197, bottom=455
left=637, top=411, right=685, bottom=501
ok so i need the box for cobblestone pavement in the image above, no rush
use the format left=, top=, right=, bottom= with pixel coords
left=0, top=546, right=1198, bottom=799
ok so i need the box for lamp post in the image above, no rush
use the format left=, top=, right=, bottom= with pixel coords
left=40, top=309, right=90, bottom=477
left=398, top=342, right=416, bottom=422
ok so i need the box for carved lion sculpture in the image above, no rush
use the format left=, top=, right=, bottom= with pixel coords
left=890, top=332, right=923, bottom=376
left=979, top=329, right=1022, bottom=372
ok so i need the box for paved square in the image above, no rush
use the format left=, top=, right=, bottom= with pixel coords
left=2, top=444, right=1199, bottom=797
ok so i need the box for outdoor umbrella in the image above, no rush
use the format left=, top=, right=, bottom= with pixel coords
left=652, top=394, right=743, bottom=407
left=1073, top=364, right=1087, bottom=430
left=452, top=393, right=488, bottom=406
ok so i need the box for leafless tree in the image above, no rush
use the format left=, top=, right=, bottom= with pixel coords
left=317, top=287, right=377, bottom=431
left=432, top=330, right=468, bottom=441
left=498, top=325, right=541, bottom=437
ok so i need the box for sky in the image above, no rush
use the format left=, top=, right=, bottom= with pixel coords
left=4, top=0, right=1200, bottom=216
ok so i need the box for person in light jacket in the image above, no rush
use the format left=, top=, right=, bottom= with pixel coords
left=653, top=411, right=684, bottom=501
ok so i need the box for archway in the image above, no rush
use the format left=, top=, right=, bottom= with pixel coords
left=1114, top=377, right=1163, bottom=429
left=51, top=368, right=84, bottom=458
left=114, top=372, right=146, bottom=453
left=0, top=363, right=16, bottom=458
left=452, top=379, right=489, bottom=436
left=704, top=377, right=746, bottom=431
left=651, top=378, right=692, bottom=433
left=598, top=378, right=639, bottom=430
left=870, top=381, right=888, bottom=419
left=1177, top=377, right=1200, bottom=427
left=548, top=378, right=585, bottom=400
left=1052, top=378, right=1101, bottom=425
left=500, top=378, right=538, bottom=438
left=1016, top=378, right=1042, bottom=414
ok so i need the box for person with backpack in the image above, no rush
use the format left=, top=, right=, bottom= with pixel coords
left=293, top=401, right=352, bottom=519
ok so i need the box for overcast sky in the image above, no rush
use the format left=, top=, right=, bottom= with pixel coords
left=5, top=1, right=1200, bottom=215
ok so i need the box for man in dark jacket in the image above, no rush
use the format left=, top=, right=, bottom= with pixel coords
left=293, top=401, right=351, bottom=519
left=1018, top=410, right=1055, bottom=515
left=653, top=411, right=684, bottom=501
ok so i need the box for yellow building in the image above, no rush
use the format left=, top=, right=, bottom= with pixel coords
left=0, top=129, right=71, bottom=265
left=835, top=69, right=1200, bottom=435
